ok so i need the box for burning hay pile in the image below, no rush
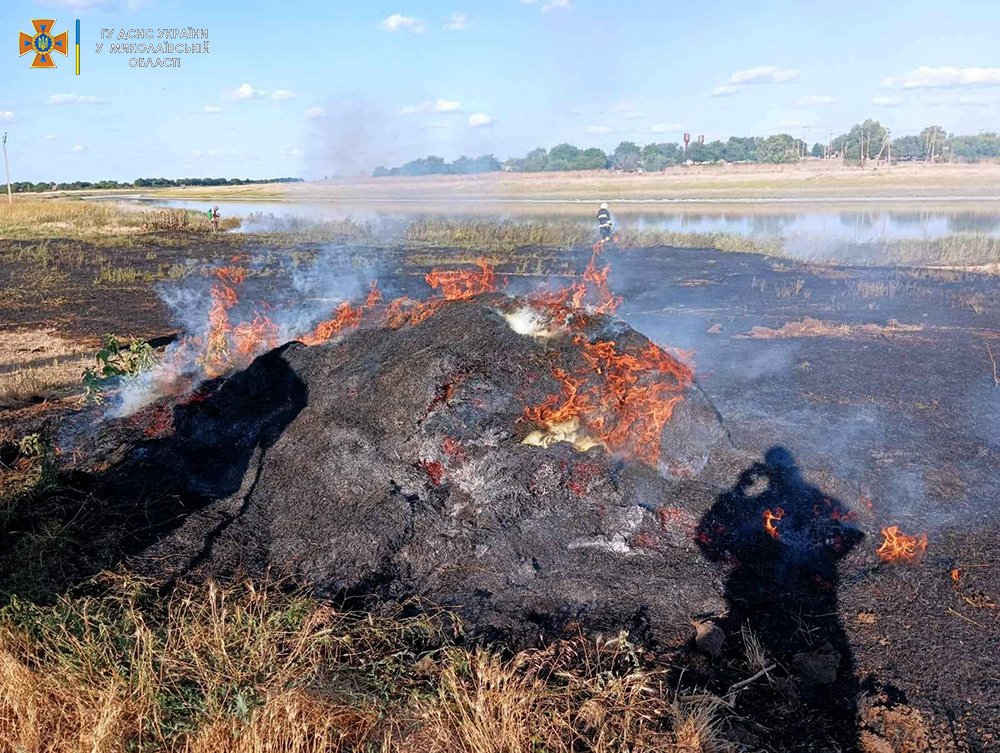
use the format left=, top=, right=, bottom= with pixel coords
left=59, top=243, right=746, bottom=646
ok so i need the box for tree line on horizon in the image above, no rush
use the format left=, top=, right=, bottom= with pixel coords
left=372, top=121, right=1000, bottom=177
left=6, top=176, right=304, bottom=194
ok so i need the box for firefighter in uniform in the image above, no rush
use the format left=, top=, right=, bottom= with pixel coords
left=597, top=202, right=614, bottom=242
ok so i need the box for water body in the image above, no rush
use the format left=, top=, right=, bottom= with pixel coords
left=124, top=197, right=1000, bottom=259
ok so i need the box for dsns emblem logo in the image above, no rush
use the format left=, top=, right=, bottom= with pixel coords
left=19, top=19, right=69, bottom=68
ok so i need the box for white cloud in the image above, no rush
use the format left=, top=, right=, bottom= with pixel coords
left=872, top=95, right=904, bottom=107
left=380, top=13, right=426, bottom=33
left=305, top=106, right=327, bottom=119
left=43, top=133, right=58, bottom=140
left=71, top=144, right=86, bottom=152
left=278, top=146, right=302, bottom=158
left=422, top=121, right=449, bottom=130
left=649, top=122, right=683, bottom=133
left=727, top=66, right=799, bottom=85
left=229, top=83, right=264, bottom=100
left=797, top=95, right=836, bottom=105
left=202, top=105, right=222, bottom=113
left=712, top=66, right=799, bottom=96
left=444, top=12, right=469, bottom=30
left=469, top=112, right=494, bottom=128
left=611, top=102, right=644, bottom=120
left=585, top=125, right=614, bottom=134
left=46, top=93, right=107, bottom=105
left=226, top=83, right=295, bottom=101
left=881, top=66, right=1000, bottom=90
left=778, top=119, right=802, bottom=129
left=401, top=99, right=462, bottom=114
left=710, top=84, right=739, bottom=97
left=0, top=111, right=13, bottom=122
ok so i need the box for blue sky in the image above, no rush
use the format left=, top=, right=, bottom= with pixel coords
left=2, top=0, right=999, bottom=181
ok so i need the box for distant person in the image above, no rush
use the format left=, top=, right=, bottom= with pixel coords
left=208, top=205, right=220, bottom=232
left=597, top=202, right=614, bottom=242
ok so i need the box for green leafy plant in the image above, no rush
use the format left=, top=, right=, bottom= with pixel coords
left=16, top=432, right=46, bottom=459
left=14, top=432, right=58, bottom=490
left=82, top=334, right=157, bottom=403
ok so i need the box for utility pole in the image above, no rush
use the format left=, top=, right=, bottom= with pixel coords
left=875, top=131, right=890, bottom=165
left=2, top=132, right=11, bottom=206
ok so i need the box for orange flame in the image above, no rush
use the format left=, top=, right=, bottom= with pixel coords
left=581, top=240, right=622, bottom=315
left=525, top=242, right=621, bottom=327
left=425, top=260, right=496, bottom=300
left=763, top=507, right=785, bottom=539
left=197, top=267, right=281, bottom=376
left=389, top=262, right=497, bottom=328
left=200, top=267, right=244, bottom=378
left=302, top=301, right=364, bottom=345
left=876, top=525, right=928, bottom=564
left=301, top=282, right=382, bottom=345
left=215, top=266, right=247, bottom=285
left=525, top=335, right=694, bottom=466
left=233, top=314, right=279, bottom=357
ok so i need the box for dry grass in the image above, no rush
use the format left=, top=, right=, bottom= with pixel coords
left=849, top=279, right=900, bottom=299
left=870, top=233, right=1000, bottom=267
left=775, top=279, right=808, bottom=299
left=0, top=578, right=736, bottom=753
left=0, top=198, right=238, bottom=241
left=668, top=695, right=730, bottom=753
left=741, top=317, right=924, bottom=340
left=739, top=625, right=773, bottom=680
left=0, top=368, right=61, bottom=408
left=400, top=219, right=783, bottom=258
left=0, top=330, right=92, bottom=408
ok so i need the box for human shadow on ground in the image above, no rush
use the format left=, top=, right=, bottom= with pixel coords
left=696, top=446, right=864, bottom=751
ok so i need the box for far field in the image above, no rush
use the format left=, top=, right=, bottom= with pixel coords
left=131, top=160, right=1000, bottom=203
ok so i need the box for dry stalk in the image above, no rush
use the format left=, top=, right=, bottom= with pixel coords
left=987, top=343, right=1000, bottom=387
